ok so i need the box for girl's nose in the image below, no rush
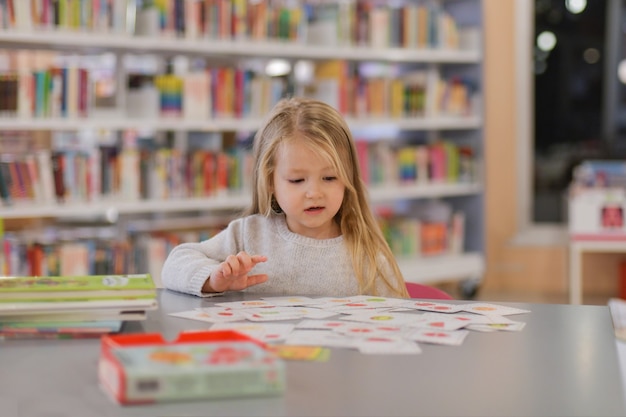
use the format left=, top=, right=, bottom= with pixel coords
left=305, top=181, right=322, bottom=198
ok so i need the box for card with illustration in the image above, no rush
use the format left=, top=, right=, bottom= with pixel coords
left=333, top=322, right=405, bottom=338
left=460, top=303, right=531, bottom=316
left=355, top=335, right=422, bottom=355
left=169, top=308, right=246, bottom=323
left=343, top=295, right=410, bottom=309
left=466, top=322, right=526, bottom=332
left=339, top=311, right=421, bottom=326
left=260, top=296, right=318, bottom=307
left=407, top=313, right=468, bottom=331
left=284, top=329, right=355, bottom=349
left=268, top=345, right=331, bottom=362
left=208, top=322, right=295, bottom=343
left=214, top=300, right=277, bottom=309
left=402, top=301, right=463, bottom=313
left=295, top=319, right=353, bottom=330
left=406, top=328, right=470, bottom=346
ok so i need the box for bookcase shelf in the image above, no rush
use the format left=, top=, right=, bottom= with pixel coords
left=0, top=115, right=481, bottom=132
left=0, top=31, right=481, bottom=63
left=0, top=182, right=482, bottom=220
left=0, top=0, right=485, bottom=293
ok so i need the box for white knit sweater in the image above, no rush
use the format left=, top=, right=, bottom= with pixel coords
left=161, top=214, right=398, bottom=297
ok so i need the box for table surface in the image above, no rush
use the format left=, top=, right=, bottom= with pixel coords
left=1, top=289, right=626, bottom=417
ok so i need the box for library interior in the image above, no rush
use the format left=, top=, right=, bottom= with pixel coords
left=1, top=0, right=625, bottom=305
left=3, top=1, right=626, bottom=417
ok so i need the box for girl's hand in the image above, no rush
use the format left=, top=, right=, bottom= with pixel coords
left=203, top=252, right=268, bottom=293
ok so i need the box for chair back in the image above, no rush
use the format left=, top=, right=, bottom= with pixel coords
left=405, top=282, right=454, bottom=300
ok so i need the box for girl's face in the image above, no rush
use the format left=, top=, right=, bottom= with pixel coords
left=272, top=138, right=345, bottom=239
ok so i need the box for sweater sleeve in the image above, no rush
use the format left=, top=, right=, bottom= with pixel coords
left=161, top=217, right=248, bottom=296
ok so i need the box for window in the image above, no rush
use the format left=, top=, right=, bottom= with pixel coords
left=532, top=0, right=608, bottom=225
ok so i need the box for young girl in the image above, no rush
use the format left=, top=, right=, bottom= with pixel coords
left=161, top=97, right=409, bottom=299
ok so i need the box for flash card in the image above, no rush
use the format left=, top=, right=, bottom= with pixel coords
left=407, top=328, right=470, bottom=346
left=356, top=336, right=422, bottom=355
left=466, top=322, right=527, bottom=332
left=242, top=306, right=305, bottom=322
left=296, top=319, right=353, bottom=330
left=402, top=300, right=463, bottom=313
left=408, top=313, right=469, bottom=331
left=460, top=303, right=531, bottom=316
left=285, top=329, right=355, bottom=348
left=214, top=300, right=277, bottom=309
left=340, top=311, right=420, bottom=326
left=260, top=296, right=318, bottom=306
left=169, top=307, right=246, bottom=323
left=209, top=322, right=295, bottom=342
left=333, top=322, right=405, bottom=338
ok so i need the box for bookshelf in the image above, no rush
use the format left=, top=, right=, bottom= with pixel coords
left=0, top=0, right=484, bottom=297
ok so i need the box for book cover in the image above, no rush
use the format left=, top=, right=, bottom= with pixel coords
left=0, top=308, right=149, bottom=323
left=0, top=297, right=157, bottom=314
left=0, top=319, right=123, bottom=339
left=0, top=273, right=156, bottom=300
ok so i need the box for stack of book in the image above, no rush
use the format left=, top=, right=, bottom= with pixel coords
left=0, top=273, right=157, bottom=340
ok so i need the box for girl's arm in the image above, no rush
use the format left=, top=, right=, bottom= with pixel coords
left=161, top=217, right=251, bottom=296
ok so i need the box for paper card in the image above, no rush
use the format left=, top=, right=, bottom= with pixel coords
left=284, top=329, right=355, bottom=348
left=169, top=308, right=246, bottom=323
left=260, top=296, right=319, bottom=306
left=333, top=322, right=405, bottom=338
left=268, top=345, right=331, bottom=362
left=339, top=311, right=421, bottom=326
left=213, top=300, right=277, bottom=309
left=292, top=307, right=340, bottom=319
left=355, top=336, right=422, bottom=355
left=295, top=319, right=354, bottom=330
left=407, top=328, right=470, bottom=346
left=442, top=312, right=502, bottom=325
left=408, top=314, right=468, bottom=331
left=208, top=322, right=295, bottom=343
left=460, top=303, right=531, bottom=316
left=305, top=297, right=361, bottom=309
left=241, top=306, right=306, bottom=322
left=324, top=305, right=395, bottom=314
left=344, top=295, right=410, bottom=309
left=401, top=300, right=463, bottom=313
left=466, top=322, right=527, bottom=332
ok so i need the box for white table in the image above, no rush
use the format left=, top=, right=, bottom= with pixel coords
left=1, top=289, right=625, bottom=416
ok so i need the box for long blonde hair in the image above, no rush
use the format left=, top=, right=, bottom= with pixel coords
left=246, top=97, right=409, bottom=298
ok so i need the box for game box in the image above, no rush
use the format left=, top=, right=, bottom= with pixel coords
left=98, top=330, right=285, bottom=405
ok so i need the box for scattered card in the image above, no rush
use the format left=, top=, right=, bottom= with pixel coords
left=460, top=303, right=531, bottom=316
left=407, top=328, right=470, bottom=346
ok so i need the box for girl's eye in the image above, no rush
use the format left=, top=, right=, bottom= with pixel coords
left=323, top=176, right=337, bottom=181
left=288, top=179, right=304, bottom=184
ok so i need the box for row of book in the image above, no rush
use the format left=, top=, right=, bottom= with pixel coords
left=0, top=208, right=465, bottom=285
left=0, top=273, right=157, bottom=340
left=2, top=0, right=467, bottom=51
left=0, top=136, right=476, bottom=206
left=0, top=66, right=90, bottom=119
left=0, top=62, right=476, bottom=120
left=378, top=212, right=465, bottom=257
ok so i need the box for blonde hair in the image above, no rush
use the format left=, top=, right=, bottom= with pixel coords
left=247, top=97, right=409, bottom=298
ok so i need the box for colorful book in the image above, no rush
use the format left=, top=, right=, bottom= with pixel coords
left=0, top=320, right=123, bottom=340
left=0, top=273, right=156, bottom=301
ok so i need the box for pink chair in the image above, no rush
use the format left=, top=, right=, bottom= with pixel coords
left=405, top=282, right=454, bottom=300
